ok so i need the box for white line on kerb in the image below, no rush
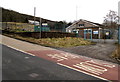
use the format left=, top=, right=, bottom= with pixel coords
left=57, top=63, right=110, bottom=81
left=2, top=43, right=35, bottom=56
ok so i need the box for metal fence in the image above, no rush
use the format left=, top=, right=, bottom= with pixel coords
left=99, top=28, right=118, bottom=44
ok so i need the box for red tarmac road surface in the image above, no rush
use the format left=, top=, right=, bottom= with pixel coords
left=27, top=49, right=120, bottom=81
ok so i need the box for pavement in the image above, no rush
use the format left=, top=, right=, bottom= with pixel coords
left=1, top=35, right=120, bottom=81
left=89, top=39, right=118, bottom=44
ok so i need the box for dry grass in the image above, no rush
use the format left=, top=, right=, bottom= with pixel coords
left=112, top=44, right=120, bottom=61
left=3, top=33, right=92, bottom=48
left=2, top=22, right=34, bottom=32
left=38, top=37, right=92, bottom=48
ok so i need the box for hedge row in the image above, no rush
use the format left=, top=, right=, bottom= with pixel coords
left=2, top=30, right=76, bottom=38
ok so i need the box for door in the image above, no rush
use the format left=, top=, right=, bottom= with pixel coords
left=84, top=29, right=92, bottom=39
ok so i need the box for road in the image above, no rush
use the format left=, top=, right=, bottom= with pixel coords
left=2, top=44, right=106, bottom=81
left=1, top=35, right=119, bottom=81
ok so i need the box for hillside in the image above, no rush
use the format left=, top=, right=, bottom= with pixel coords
left=1, top=7, right=68, bottom=32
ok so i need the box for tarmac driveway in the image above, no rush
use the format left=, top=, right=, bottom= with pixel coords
left=57, top=43, right=119, bottom=64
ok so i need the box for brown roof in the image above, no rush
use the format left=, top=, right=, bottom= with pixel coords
left=70, top=19, right=104, bottom=27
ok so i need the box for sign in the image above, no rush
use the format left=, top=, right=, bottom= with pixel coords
left=93, top=31, right=98, bottom=34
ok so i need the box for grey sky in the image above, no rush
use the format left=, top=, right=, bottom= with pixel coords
left=1, top=0, right=120, bottom=23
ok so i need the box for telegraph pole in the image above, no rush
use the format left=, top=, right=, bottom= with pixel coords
left=76, top=5, right=78, bottom=20
left=75, top=5, right=78, bottom=36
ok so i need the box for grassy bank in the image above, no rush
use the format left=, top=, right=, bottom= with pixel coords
left=112, top=44, right=120, bottom=61
left=3, top=33, right=93, bottom=48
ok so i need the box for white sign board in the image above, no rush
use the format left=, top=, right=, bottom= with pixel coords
left=93, top=31, right=98, bottom=34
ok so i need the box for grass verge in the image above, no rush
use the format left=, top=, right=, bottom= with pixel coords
left=112, top=44, right=120, bottom=62
left=3, top=33, right=93, bottom=48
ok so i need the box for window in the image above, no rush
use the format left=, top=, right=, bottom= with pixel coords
left=88, top=29, right=92, bottom=33
left=84, top=29, right=92, bottom=33
left=79, top=24, right=84, bottom=27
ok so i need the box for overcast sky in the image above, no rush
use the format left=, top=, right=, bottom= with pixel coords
left=0, top=0, right=120, bottom=23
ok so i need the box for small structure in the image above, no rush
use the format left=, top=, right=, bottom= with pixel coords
left=28, top=20, right=39, bottom=25
left=34, top=23, right=50, bottom=32
left=66, top=19, right=104, bottom=39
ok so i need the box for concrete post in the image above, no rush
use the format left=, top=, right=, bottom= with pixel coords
left=98, top=27, right=101, bottom=39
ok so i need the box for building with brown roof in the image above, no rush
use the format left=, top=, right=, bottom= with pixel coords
left=66, top=19, right=105, bottom=39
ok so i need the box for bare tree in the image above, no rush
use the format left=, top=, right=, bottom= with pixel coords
left=103, top=10, right=119, bottom=39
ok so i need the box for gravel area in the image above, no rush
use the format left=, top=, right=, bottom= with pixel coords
left=56, top=43, right=119, bottom=64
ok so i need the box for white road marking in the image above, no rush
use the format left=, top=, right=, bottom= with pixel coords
left=47, top=52, right=80, bottom=62
left=47, top=54, right=68, bottom=61
left=57, top=63, right=109, bottom=81
left=87, top=60, right=115, bottom=68
left=60, top=53, right=80, bottom=58
left=73, top=60, right=107, bottom=75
